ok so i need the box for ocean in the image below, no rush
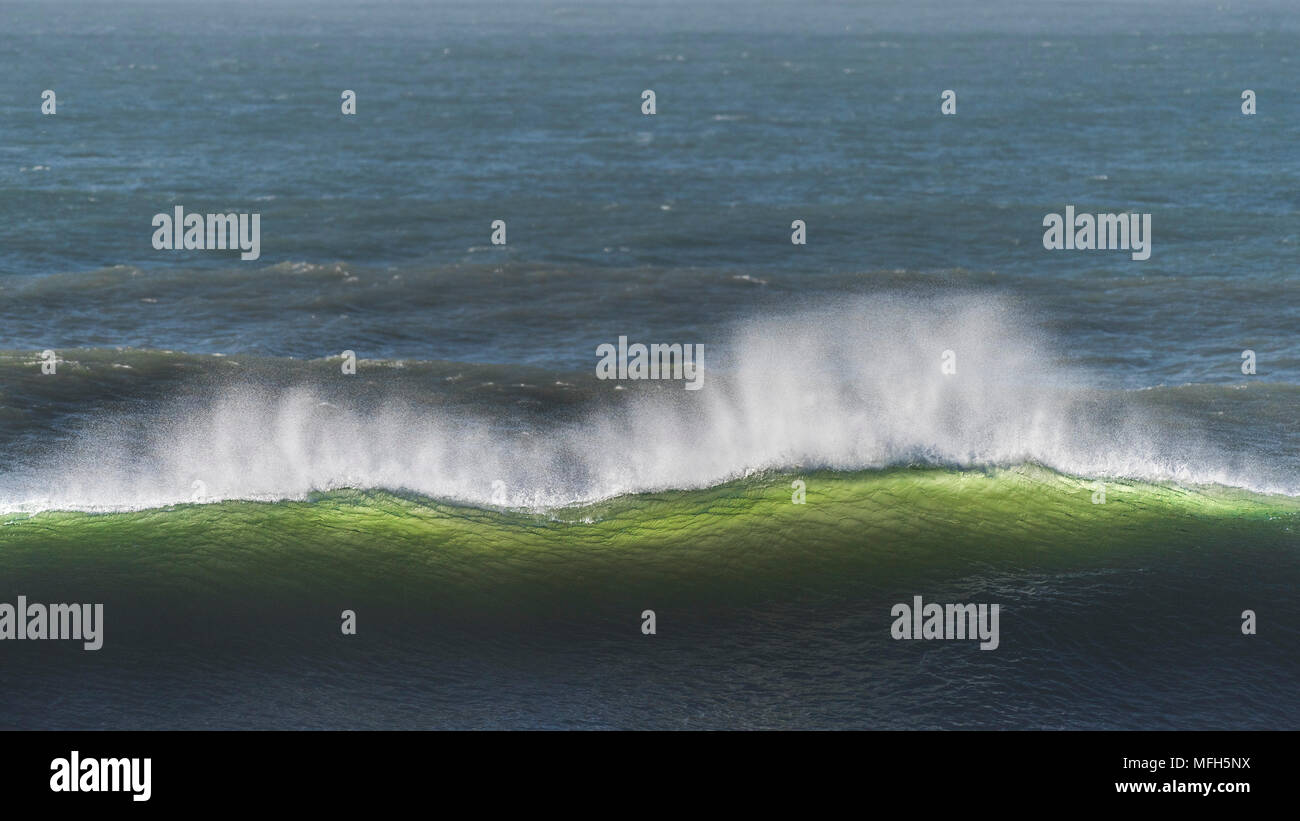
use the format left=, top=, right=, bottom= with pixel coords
left=0, top=0, right=1297, bottom=729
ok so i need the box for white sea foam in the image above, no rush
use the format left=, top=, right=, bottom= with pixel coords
left=1, top=295, right=1293, bottom=513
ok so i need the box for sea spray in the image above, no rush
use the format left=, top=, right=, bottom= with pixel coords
left=0, top=295, right=1290, bottom=513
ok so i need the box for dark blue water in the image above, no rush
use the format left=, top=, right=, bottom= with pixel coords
left=2, top=1, right=1297, bottom=380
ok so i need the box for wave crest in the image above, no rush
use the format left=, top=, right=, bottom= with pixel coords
left=2, top=295, right=1293, bottom=513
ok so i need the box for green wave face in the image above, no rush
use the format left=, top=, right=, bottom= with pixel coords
left=3, top=469, right=1299, bottom=730
left=4, top=467, right=1297, bottom=605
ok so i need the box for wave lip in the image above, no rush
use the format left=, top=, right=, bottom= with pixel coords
left=1, top=295, right=1296, bottom=515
